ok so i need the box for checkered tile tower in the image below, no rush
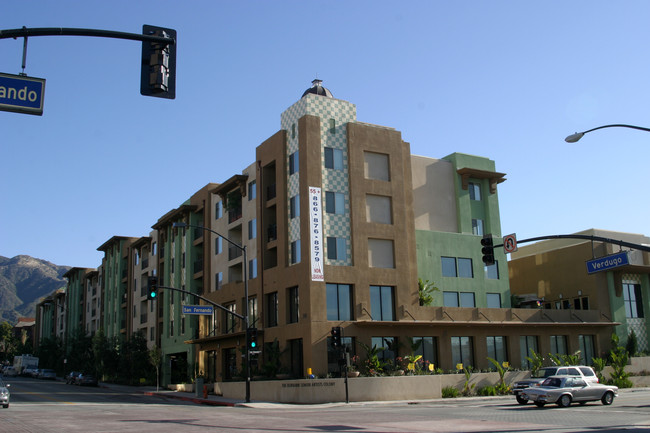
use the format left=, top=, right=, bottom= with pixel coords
left=281, top=80, right=356, bottom=266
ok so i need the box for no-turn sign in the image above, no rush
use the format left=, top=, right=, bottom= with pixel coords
left=503, top=233, right=518, bottom=253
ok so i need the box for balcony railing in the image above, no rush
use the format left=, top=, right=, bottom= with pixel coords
left=267, top=224, right=277, bottom=242
left=228, top=208, right=242, bottom=224
left=266, top=183, right=277, bottom=200
left=194, top=258, right=204, bottom=274
left=140, top=313, right=148, bottom=324
left=228, top=246, right=242, bottom=260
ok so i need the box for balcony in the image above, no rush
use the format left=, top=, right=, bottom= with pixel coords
left=193, top=258, right=204, bottom=274
left=140, top=313, right=148, bottom=324
left=267, top=224, right=277, bottom=242
left=228, top=245, right=242, bottom=261
left=266, top=183, right=277, bottom=201
left=228, top=208, right=242, bottom=224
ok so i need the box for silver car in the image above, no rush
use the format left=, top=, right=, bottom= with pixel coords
left=0, top=378, right=10, bottom=408
left=521, top=375, right=618, bottom=408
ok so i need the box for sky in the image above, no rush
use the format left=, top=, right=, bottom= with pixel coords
left=1, top=1, right=649, bottom=268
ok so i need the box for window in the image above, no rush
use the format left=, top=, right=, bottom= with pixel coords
left=486, top=336, right=507, bottom=364
left=289, top=151, right=299, bottom=175
left=485, top=262, right=499, bottom=279
left=550, top=335, right=567, bottom=356
left=215, top=237, right=222, bottom=255
left=368, top=239, right=395, bottom=268
left=458, top=258, right=473, bottom=278
left=248, top=180, right=256, bottom=200
left=413, top=336, right=438, bottom=368
left=451, top=336, right=474, bottom=367
left=441, top=257, right=457, bottom=277
left=371, top=337, right=396, bottom=362
left=459, top=292, right=475, bottom=307
left=329, top=118, right=336, bottom=133
left=249, top=258, right=257, bottom=279
left=370, top=285, right=394, bottom=321
left=364, top=151, right=390, bottom=181
left=248, top=219, right=257, bottom=239
left=578, top=335, right=595, bottom=365
left=181, top=317, right=185, bottom=335
left=443, top=291, right=459, bottom=307
left=366, top=194, right=392, bottom=224
left=291, top=123, right=296, bottom=139
left=224, top=303, right=236, bottom=333
left=288, top=286, right=299, bottom=324
left=623, top=283, right=643, bottom=318
left=324, top=147, right=343, bottom=170
left=266, top=292, right=278, bottom=327
left=215, top=201, right=223, bottom=219
left=442, top=257, right=473, bottom=278
left=520, top=336, right=538, bottom=369
left=215, top=272, right=222, bottom=291
left=469, top=182, right=481, bottom=201
left=472, top=219, right=484, bottom=236
left=290, top=240, right=301, bottom=265
left=248, top=297, right=258, bottom=327
left=325, top=191, right=345, bottom=214
left=486, top=293, right=501, bottom=308
left=326, top=283, right=352, bottom=321
left=327, top=237, right=347, bottom=261
left=290, top=195, right=300, bottom=219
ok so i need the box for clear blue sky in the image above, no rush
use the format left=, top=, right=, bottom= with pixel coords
left=2, top=1, right=649, bottom=268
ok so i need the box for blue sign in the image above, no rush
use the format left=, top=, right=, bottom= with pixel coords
left=586, top=251, right=629, bottom=274
left=0, top=72, right=46, bottom=115
left=182, top=305, right=214, bottom=315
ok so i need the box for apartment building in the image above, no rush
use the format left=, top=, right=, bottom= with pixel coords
left=34, top=80, right=621, bottom=385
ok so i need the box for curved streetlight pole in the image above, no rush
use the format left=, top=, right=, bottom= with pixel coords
left=172, top=222, right=250, bottom=403
left=565, top=124, right=650, bottom=143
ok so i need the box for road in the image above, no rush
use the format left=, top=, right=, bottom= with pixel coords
left=2, top=376, right=650, bottom=432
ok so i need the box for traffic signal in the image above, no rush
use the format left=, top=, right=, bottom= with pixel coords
left=331, top=326, right=342, bottom=349
left=246, top=327, right=258, bottom=350
left=481, top=234, right=495, bottom=266
left=141, top=25, right=176, bottom=99
left=147, top=276, right=158, bottom=300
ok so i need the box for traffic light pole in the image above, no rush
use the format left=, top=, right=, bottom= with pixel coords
left=493, top=234, right=650, bottom=253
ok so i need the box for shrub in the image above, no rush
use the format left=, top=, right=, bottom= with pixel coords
left=477, top=385, right=497, bottom=396
left=442, top=386, right=459, bottom=398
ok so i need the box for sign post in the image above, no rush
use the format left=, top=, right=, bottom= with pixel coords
left=0, top=73, right=45, bottom=115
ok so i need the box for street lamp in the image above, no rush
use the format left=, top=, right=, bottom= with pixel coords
left=172, top=221, right=251, bottom=403
left=565, top=124, right=650, bottom=143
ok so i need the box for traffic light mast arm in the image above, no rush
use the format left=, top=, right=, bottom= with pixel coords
left=156, top=284, right=244, bottom=321
left=0, top=27, right=175, bottom=45
left=493, top=234, right=650, bottom=253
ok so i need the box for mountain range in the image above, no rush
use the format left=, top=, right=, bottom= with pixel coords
left=0, top=255, right=70, bottom=324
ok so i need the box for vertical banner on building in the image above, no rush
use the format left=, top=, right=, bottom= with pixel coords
left=309, top=187, right=325, bottom=281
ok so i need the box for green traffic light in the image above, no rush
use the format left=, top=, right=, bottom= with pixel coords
left=250, top=341, right=256, bottom=348
left=150, top=292, right=156, bottom=298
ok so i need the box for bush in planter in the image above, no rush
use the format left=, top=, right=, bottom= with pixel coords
left=442, top=386, right=459, bottom=398
left=477, top=385, right=497, bottom=396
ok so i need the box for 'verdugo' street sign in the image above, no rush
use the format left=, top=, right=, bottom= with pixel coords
left=586, top=251, right=629, bottom=274
left=0, top=72, right=46, bottom=115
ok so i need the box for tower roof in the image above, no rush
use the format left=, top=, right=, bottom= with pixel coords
left=301, top=79, right=333, bottom=98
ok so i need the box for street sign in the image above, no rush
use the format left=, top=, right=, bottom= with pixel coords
left=0, top=73, right=46, bottom=115
left=503, top=233, right=518, bottom=253
left=586, top=251, right=629, bottom=274
left=181, top=305, right=214, bottom=315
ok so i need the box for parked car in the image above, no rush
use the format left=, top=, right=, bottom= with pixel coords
left=520, top=375, right=618, bottom=408
left=75, top=373, right=98, bottom=387
left=2, top=367, right=17, bottom=377
left=513, top=365, right=598, bottom=404
left=65, top=371, right=81, bottom=384
left=38, top=369, right=57, bottom=380
left=0, top=378, right=9, bottom=408
left=22, top=367, right=38, bottom=377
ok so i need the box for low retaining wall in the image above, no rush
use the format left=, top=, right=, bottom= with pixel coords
left=216, top=371, right=531, bottom=404
left=184, top=357, right=650, bottom=404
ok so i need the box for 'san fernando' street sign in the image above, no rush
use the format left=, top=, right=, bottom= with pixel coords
left=182, top=305, right=214, bottom=315
left=586, top=251, right=629, bottom=274
left=0, top=72, right=46, bottom=115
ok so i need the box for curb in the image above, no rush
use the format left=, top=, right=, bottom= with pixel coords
left=144, top=391, right=236, bottom=407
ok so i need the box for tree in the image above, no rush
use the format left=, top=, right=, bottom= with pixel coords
left=418, top=278, right=439, bottom=306
left=149, top=346, right=162, bottom=391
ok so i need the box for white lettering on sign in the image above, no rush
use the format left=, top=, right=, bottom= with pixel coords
left=309, top=187, right=324, bottom=281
